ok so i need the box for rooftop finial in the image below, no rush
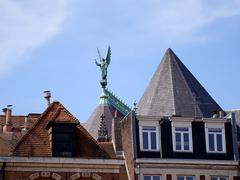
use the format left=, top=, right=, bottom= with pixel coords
left=95, top=46, right=111, bottom=89
left=133, top=101, right=137, bottom=112
left=97, top=114, right=109, bottom=142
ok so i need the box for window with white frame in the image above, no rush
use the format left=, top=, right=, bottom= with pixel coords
left=144, top=175, right=161, bottom=180
left=206, top=127, right=226, bottom=153
left=177, top=176, right=195, bottom=180
left=173, top=127, right=193, bottom=152
left=211, top=176, right=228, bottom=180
left=140, top=126, right=158, bottom=151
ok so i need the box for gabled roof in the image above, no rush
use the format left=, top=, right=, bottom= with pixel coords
left=13, top=101, right=111, bottom=158
left=137, top=48, right=224, bottom=118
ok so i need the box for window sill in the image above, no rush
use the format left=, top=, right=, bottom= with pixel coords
left=140, top=149, right=160, bottom=152
left=173, top=150, right=193, bottom=153
left=206, top=151, right=226, bottom=154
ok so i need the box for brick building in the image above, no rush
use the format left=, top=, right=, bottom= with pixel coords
left=0, top=101, right=127, bottom=180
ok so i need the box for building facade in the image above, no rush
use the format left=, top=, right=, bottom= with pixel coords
left=121, top=49, right=240, bottom=180
left=0, top=101, right=127, bottom=180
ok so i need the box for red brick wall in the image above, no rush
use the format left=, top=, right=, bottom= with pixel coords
left=75, top=124, right=110, bottom=158
left=121, top=113, right=135, bottom=180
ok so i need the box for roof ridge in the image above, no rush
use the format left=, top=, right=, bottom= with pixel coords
left=12, top=101, right=111, bottom=158
left=168, top=50, right=176, bottom=116
left=105, top=88, right=131, bottom=115
left=12, top=102, right=58, bottom=152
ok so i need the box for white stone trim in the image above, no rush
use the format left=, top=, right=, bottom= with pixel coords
left=0, top=156, right=124, bottom=165
left=1, top=157, right=123, bottom=174
left=135, top=158, right=238, bottom=165
left=203, top=118, right=228, bottom=123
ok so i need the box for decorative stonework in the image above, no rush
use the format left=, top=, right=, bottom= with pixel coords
left=70, top=172, right=102, bottom=180
left=92, top=173, right=102, bottom=180
left=41, top=172, right=50, bottom=177
left=29, top=173, right=39, bottom=180
left=29, top=172, right=61, bottom=180
left=52, top=173, right=61, bottom=180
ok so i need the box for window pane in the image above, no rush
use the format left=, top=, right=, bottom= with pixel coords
left=176, top=133, right=181, bottom=150
left=186, top=176, right=194, bottom=180
left=143, top=126, right=156, bottom=131
left=184, top=133, right=190, bottom=150
left=209, top=134, right=215, bottom=151
left=54, top=133, right=73, bottom=156
left=217, top=134, right=223, bottom=151
left=151, top=132, right=157, bottom=150
left=143, top=132, right=149, bottom=149
left=153, top=176, right=161, bottom=180
left=219, top=178, right=227, bottom=180
left=144, top=176, right=151, bottom=180
left=175, top=127, right=188, bottom=131
left=177, top=176, right=184, bottom=180
left=211, top=177, right=218, bottom=180
left=209, top=128, right=222, bottom=133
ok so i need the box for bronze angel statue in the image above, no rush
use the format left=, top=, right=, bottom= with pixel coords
left=95, top=46, right=111, bottom=82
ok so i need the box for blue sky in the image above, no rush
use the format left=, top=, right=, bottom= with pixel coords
left=0, top=0, right=240, bottom=122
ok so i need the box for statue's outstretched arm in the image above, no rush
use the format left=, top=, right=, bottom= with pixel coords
left=95, top=59, right=101, bottom=67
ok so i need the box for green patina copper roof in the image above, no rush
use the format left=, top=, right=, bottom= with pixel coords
left=99, top=88, right=131, bottom=115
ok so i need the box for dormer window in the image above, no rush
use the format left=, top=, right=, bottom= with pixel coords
left=140, top=126, right=159, bottom=151
left=206, top=127, right=226, bottom=153
left=172, top=122, right=193, bottom=152
left=52, top=123, right=75, bottom=157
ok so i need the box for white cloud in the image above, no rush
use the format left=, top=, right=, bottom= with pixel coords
left=0, top=0, right=70, bottom=76
left=0, top=0, right=239, bottom=77
left=137, top=0, right=240, bottom=40
left=78, top=0, right=240, bottom=42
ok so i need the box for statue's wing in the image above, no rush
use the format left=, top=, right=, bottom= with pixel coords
left=97, top=48, right=102, bottom=61
left=106, top=46, right=111, bottom=66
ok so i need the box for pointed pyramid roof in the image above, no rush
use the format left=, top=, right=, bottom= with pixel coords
left=84, top=89, right=130, bottom=140
left=137, top=48, right=224, bottom=118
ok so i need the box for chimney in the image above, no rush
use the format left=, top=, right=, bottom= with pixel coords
left=44, top=90, right=51, bottom=106
left=212, top=110, right=219, bottom=118
left=114, top=110, right=119, bottom=118
left=3, top=105, right=13, bottom=132
left=22, top=116, right=28, bottom=134
left=219, top=111, right=224, bottom=118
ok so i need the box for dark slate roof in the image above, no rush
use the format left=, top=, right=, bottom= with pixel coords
left=84, top=89, right=130, bottom=140
left=137, top=48, right=224, bottom=118
left=83, top=104, right=116, bottom=140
